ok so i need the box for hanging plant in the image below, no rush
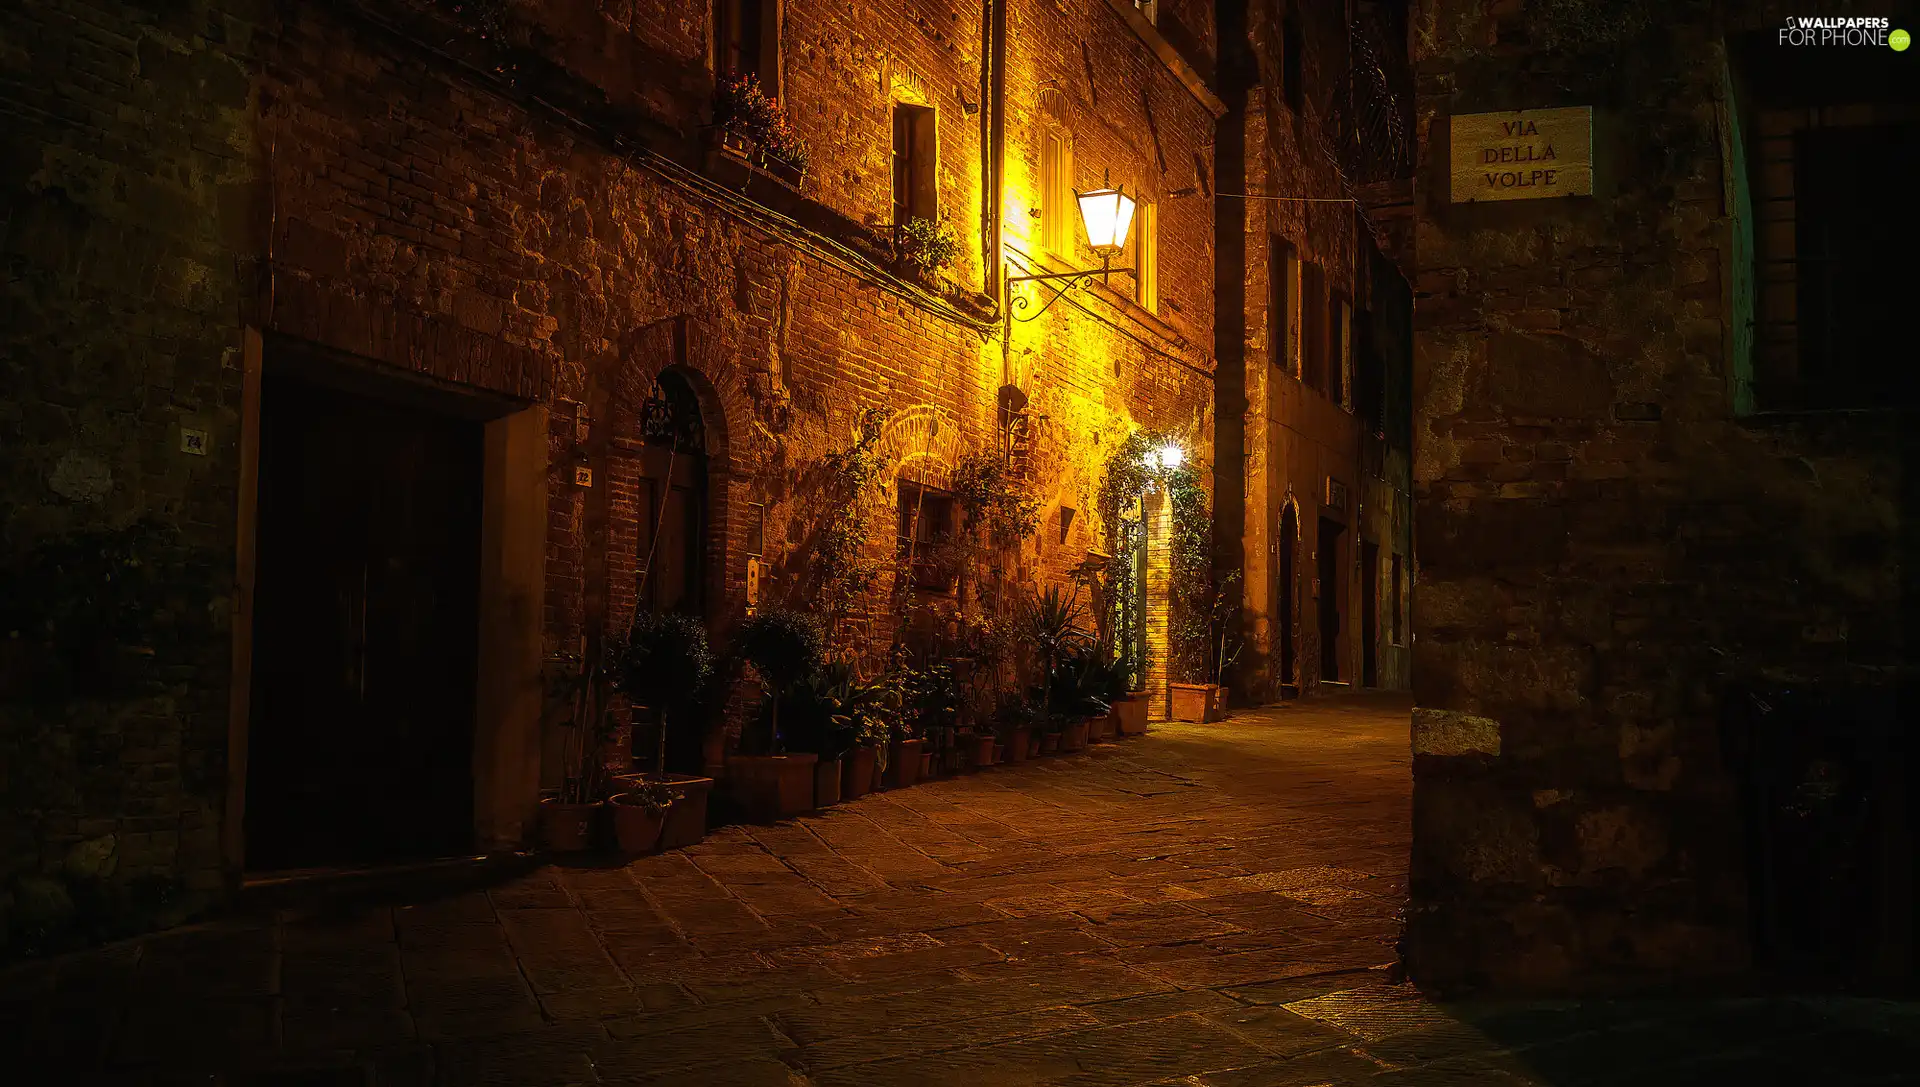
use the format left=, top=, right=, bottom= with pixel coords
left=950, top=452, right=1041, bottom=550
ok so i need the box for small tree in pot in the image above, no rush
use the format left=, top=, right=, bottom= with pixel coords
left=540, top=638, right=625, bottom=851
left=624, top=610, right=714, bottom=775
left=730, top=608, right=827, bottom=821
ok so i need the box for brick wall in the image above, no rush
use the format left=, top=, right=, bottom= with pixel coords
left=1406, top=0, right=1910, bottom=992
left=0, top=0, right=1222, bottom=953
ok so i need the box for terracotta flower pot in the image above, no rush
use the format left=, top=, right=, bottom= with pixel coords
left=610, top=794, right=669, bottom=854
left=842, top=745, right=878, bottom=798
left=1041, top=732, right=1061, bottom=754
left=540, top=798, right=604, bottom=853
left=970, top=732, right=996, bottom=770
left=922, top=751, right=937, bottom=777
left=1029, top=731, right=1043, bottom=757
left=1062, top=718, right=1090, bottom=752
left=614, top=773, right=712, bottom=850
left=1113, top=696, right=1149, bottom=735
left=889, top=738, right=924, bottom=788
left=727, top=753, right=819, bottom=823
left=1003, top=728, right=1031, bottom=764
left=1170, top=682, right=1225, bottom=722
left=992, top=742, right=1005, bottom=764
left=1089, top=714, right=1114, bottom=742
left=814, top=757, right=843, bottom=808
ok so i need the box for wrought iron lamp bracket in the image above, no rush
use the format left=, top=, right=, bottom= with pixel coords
left=1005, top=260, right=1133, bottom=325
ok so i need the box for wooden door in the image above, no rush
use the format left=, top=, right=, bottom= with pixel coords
left=245, top=376, right=481, bottom=870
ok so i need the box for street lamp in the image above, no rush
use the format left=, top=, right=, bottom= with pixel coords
left=1004, top=172, right=1137, bottom=336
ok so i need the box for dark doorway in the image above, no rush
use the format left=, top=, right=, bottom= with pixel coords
left=246, top=374, right=482, bottom=870
left=633, top=371, right=710, bottom=776
left=1277, top=503, right=1297, bottom=696
left=1317, top=516, right=1344, bottom=683
left=1360, top=539, right=1379, bottom=688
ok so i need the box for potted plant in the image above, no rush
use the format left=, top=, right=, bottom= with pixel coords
left=712, top=73, right=811, bottom=186
left=729, top=608, right=826, bottom=822
left=1171, top=570, right=1242, bottom=722
left=539, top=641, right=623, bottom=852
left=893, top=648, right=959, bottom=781
left=618, top=610, right=718, bottom=848
left=994, top=692, right=1035, bottom=765
left=892, top=216, right=959, bottom=288
left=610, top=778, right=679, bottom=854
left=837, top=668, right=898, bottom=799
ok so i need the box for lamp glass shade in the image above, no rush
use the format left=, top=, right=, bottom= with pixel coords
left=1077, top=186, right=1137, bottom=254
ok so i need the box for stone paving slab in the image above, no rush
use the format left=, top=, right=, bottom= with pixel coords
left=6, top=693, right=1920, bottom=1085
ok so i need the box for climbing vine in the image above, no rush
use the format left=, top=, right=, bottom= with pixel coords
left=809, top=407, right=894, bottom=641
left=1098, top=430, right=1215, bottom=684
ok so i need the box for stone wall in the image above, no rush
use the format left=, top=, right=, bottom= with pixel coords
left=0, top=0, right=264, bottom=954
left=1406, top=0, right=1910, bottom=992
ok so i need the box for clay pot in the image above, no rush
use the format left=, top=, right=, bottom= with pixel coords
left=539, top=798, right=604, bottom=853
left=612, top=773, right=712, bottom=850
left=1089, top=714, right=1114, bottom=742
left=842, top=745, right=878, bottom=798
left=970, top=732, right=997, bottom=770
left=1041, top=732, right=1061, bottom=754
left=814, top=757, right=843, bottom=808
left=1113, top=697, right=1149, bottom=735
left=728, top=753, right=819, bottom=823
left=1003, top=728, right=1031, bottom=764
left=610, top=794, right=669, bottom=854
left=1062, top=718, right=1091, bottom=752
left=1170, top=683, right=1225, bottom=722
left=889, top=738, right=924, bottom=789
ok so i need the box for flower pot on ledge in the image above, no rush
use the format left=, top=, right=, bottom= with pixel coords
left=1170, top=683, right=1226, bottom=722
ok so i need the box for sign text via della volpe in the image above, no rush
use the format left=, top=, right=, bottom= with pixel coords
left=1450, top=107, right=1593, bottom=202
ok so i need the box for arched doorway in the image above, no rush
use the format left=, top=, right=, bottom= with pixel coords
left=635, top=371, right=708, bottom=618
left=1278, top=500, right=1298, bottom=698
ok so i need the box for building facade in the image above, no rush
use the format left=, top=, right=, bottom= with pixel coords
left=1406, top=0, right=1917, bottom=991
left=1219, top=0, right=1416, bottom=706
left=0, top=0, right=1247, bottom=946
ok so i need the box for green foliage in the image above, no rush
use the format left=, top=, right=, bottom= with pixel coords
left=1531, top=0, right=1656, bottom=50
left=715, top=73, right=812, bottom=176
left=781, top=659, right=900, bottom=760
left=812, top=407, right=894, bottom=633
left=616, top=778, right=680, bottom=816
left=1097, top=431, right=1213, bottom=682
left=624, top=610, right=713, bottom=710
left=950, top=452, right=1041, bottom=549
left=894, top=216, right=959, bottom=282
left=889, top=644, right=959, bottom=742
left=544, top=640, right=626, bottom=804
left=736, top=607, right=826, bottom=690
left=735, top=607, right=827, bottom=754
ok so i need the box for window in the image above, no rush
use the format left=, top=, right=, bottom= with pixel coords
left=1133, top=199, right=1157, bottom=313
left=1301, top=260, right=1326, bottom=391
left=1329, top=291, right=1352, bottom=409
left=716, top=0, right=779, bottom=93
left=896, top=481, right=955, bottom=592
left=1774, top=122, right=1920, bottom=407
left=1390, top=553, right=1404, bottom=646
left=1269, top=236, right=1296, bottom=373
left=892, top=103, right=938, bottom=227
left=1282, top=7, right=1304, bottom=114
left=1039, top=127, right=1074, bottom=255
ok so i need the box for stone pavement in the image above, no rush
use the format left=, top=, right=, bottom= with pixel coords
left=5, top=693, right=1919, bottom=1085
